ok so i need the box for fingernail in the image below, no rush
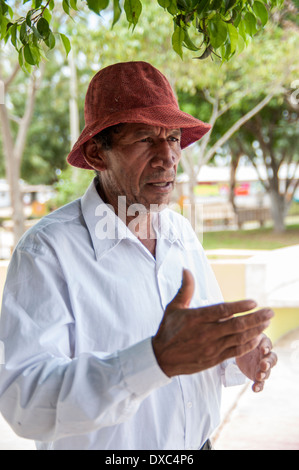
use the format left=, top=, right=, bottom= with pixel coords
left=263, top=347, right=270, bottom=355
left=260, top=373, right=266, bottom=380
left=255, top=386, right=261, bottom=392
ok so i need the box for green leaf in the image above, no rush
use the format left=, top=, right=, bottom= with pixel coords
left=7, top=4, right=13, bottom=19
left=177, top=0, right=187, bottom=10
left=124, top=0, right=142, bottom=27
left=32, top=0, right=43, bottom=7
left=183, top=27, right=199, bottom=51
left=70, top=0, right=78, bottom=10
left=19, top=21, right=28, bottom=45
left=43, top=7, right=52, bottom=24
left=252, top=1, right=268, bottom=27
left=196, top=0, right=210, bottom=18
left=18, top=48, right=24, bottom=69
left=172, top=24, right=184, bottom=58
left=210, top=0, right=222, bottom=10
left=157, top=0, right=171, bottom=8
left=227, top=23, right=238, bottom=53
left=31, top=24, right=43, bottom=40
left=178, top=0, right=197, bottom=10
left=167, top=0, right=178, bottom=15
left=9, top=23, right=18, bottom=47
left=244, top=12, right=257, bottom=36
left=26, top=11, right=32, bottom=27
left=44, top=30, right=55, bottom=49
left=0, top=16, right=9, bottom=40
left=112, top=0, right=122, bottom=27
left=0, top=1, right=9, bottom=15
left=62, top=0, right=71, bottom=15
left=59, top=32, right=71, bottom=56
left=195, top=45, right=212, bottom=60
left=37, top=17, right=50, bottom=38
left=236, top=34, right=245, bottom=55
left=219, top=42, right=232, bottom=62
left=87, top=0, right=109, bottom=14
left=24, top=43, right=37, bottom=65
left=208, top=19, right=228, bottom=49
left=225, top=0, right=237, bottom=12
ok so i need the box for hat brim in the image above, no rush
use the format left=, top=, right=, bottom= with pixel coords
left=67, top=105, right=211, bottom=170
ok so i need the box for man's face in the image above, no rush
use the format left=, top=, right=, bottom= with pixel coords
left=98, top=123, right=182, bottom=211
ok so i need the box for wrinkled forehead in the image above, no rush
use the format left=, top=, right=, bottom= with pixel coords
left=115, top=123, right=182, bottom=139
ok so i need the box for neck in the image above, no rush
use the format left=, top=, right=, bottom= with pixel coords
left=95, top=178, right=157, bottom=256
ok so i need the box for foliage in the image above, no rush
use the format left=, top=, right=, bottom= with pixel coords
left=51, top=166, right=94, bottom=207
left=0, top=0, right=285, bottom=68
left=0, top=47, right=72, bottom=184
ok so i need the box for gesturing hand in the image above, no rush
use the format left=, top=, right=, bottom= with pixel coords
left=152, top=269, right=274, bottom=378
left=236, top=335, right=278, bottom=392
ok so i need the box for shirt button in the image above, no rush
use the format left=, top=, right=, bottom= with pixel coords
left=187, top=401, right=193, bottom=408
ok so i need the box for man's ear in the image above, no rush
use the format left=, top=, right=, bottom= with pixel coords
left=82, top=138, right=108, bottom=171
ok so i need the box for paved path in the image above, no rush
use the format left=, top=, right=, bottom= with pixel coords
left=0, top=328, right=298, bottom=450
left=212, top=327, right=299, bottom=450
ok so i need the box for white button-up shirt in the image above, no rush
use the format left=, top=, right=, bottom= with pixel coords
left=0, top=179, right=245, bottom=450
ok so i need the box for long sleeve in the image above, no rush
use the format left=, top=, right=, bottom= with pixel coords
left=0, top=241, right=170, bottom=442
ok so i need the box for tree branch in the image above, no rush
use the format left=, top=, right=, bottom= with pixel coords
left=14, top=62, right=45, bottom=166
left=202, top=91, right=276, bottom=165
left=4, top=62, right=21, bottom=90
left=285, top=160, right=299, bottom=193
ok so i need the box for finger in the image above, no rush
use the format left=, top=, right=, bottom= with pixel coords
left=216, top=308, right=274, bottom=338
left=252, top=381, right=265, bottom=393
left=254, top=352, right=277, bottom=383
left=169, top=269, right=195, bottom=309
left=192, top=299, right=258, bottom=323
left=258, top=335, right=273, bottom=356
left=219, top=334, right=264, bottom=363
left=255, top=365, right=272, bottom=381
left=216, top=320, right=272, bottom=355
left=260, top=352, right=278, bottom=372
left=256, top=370, right=270, bottom=381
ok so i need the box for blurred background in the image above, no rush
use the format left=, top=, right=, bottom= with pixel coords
left=0, top=0, right=298, bottom=450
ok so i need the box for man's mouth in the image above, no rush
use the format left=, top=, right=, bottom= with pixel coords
left=150, top=182, right=172, bottom=187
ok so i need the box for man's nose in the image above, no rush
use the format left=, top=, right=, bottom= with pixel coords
left=150, top=141, right=177, bottom=169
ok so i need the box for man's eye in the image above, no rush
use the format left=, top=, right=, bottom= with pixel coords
left=140, top=137, right=153, bottom=143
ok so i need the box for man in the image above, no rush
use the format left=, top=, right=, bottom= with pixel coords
left=0, top=61, right=277, bottom=450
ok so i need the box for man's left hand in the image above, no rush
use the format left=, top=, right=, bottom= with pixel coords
left=236, top=334, right=278, bottom=392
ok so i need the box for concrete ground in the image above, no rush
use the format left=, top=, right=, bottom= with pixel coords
left=212, top=327, right=299, bottom=450
left=0, top=329, right=298, bottom=451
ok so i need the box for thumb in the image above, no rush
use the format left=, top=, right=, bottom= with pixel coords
left=170, top=269, right=195, bottom=309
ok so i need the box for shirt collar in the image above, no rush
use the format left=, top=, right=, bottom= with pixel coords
left=81, top=179, right=182, bottom=261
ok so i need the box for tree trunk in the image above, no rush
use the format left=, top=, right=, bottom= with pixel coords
left=0, top=103, right=25, bottom=245
left=0, top=63, right=45, bottom=248
left=269, top=190, right=287, bottom=233
left=229, top=154, right=241, bottom=214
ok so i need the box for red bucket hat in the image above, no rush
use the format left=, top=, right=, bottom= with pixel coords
left=67, top=61, right=211, bottom=170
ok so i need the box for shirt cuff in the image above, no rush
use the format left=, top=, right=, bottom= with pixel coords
left=221, top=359, right=248, bottom=387
left=119, top=337, right=172, bottom=397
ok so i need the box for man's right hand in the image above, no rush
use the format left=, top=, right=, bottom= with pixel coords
left=152, top=269, right=274, bottom=378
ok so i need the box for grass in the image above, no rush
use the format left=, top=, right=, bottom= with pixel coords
left=202, top=223, right=299, bottom=251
